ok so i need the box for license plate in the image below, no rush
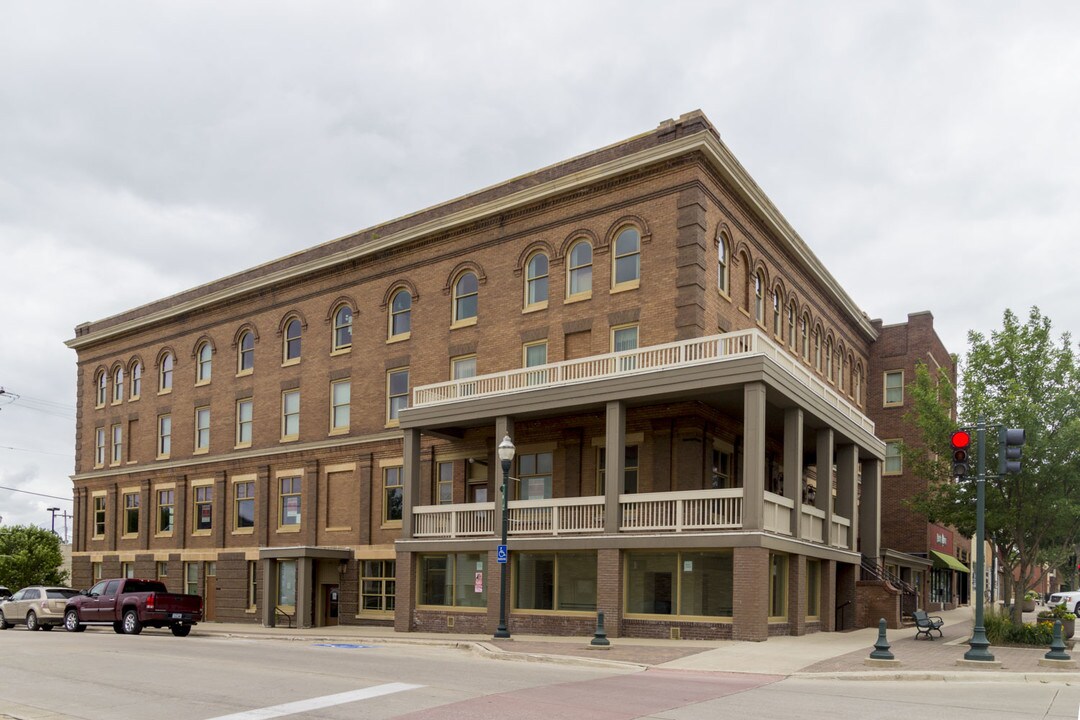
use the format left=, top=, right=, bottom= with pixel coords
left=171, top=613, right=183, bottom=619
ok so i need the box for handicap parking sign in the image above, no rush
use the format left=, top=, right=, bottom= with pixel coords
left=497, top=544, right=508, bottom=563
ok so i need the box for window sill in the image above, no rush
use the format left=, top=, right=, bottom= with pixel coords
left=279, top=436, right=299, bottom=444
left=193, top=448, right=209, bottom=455
left=328, top=427, right=350, bottom=437
left=156, top=455, right=171, bottom=461
left=384, top=420, right=401, bottom=429
left=195, top=379, right=211, bottom=388
left=738, top=308, right=751, bottom=319
left=236, top=369, right=254, bottom=378
left=121, top=534, right=138, bottom=540
left=277, top=525, right=301, bottom=534
left=281, top=358, right=301, bottom=368
left=231, top=528, right=255, bottom=535
left=234, top=443, right=252, bottom=450
left=324, top=526, right=352, bottom=532
left=91, top=535, right=105, bottom=541
left=883, top=402, right=903, bottom=409
left=522, top=301, right=548, bottom=314
left=717, top=288, right=731, bottom=302
left=330, top=347, right=352, bottom=357
left=565, top=292, right=592, bottom=304
left=130, top=395, right=141, bottom=403
left=450, top=317, right=478, bottom=330
left=154, top=532, right=174, bottom=539
left=610, top=281, right=639, bottom=295
left=380, top=521, right=403, bottom=530
left=157, top=389, right=172, bottom=396
left=416, top=605, right=486, bottom=613
left=387, top=332, right=411, bottom=345
left=192, top=530, right=211, bottom=537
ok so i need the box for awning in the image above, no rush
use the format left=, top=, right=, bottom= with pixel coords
left=929, top=550, right=970, bottom=573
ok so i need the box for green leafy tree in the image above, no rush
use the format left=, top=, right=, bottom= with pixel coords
left=0, top=524, right=68, bottom=589
left=906, top=308, right=1080, bottom=621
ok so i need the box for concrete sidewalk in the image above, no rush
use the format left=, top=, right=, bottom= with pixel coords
left=190, top=606, right=1080, bottom=683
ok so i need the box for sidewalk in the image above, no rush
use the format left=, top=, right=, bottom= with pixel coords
left=192, top=606, right=1080, bottom=683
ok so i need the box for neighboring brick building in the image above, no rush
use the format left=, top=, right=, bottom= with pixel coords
left=67, top=110, right=940, bottom=640
left=866, top=312, right=967, bottom=612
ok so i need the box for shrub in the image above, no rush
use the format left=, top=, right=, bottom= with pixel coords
left=983, top=605, right=1055, bottom=646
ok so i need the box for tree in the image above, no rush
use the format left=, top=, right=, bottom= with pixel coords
left=0, top=524, right=68, bottom=589
left=906, top=307, right=1080, bottom=622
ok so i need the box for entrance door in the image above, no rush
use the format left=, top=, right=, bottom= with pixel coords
left=203, top=562, right=216, bottom=621
left=323, top=585, right=339, bottom=626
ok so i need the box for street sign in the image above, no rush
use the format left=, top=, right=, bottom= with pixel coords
left=497, top=544, right=508, bottom=564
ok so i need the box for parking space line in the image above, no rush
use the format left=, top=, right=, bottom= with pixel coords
left=205, top=682, right=423, bottom=720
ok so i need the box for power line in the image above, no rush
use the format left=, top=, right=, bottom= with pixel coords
left=0, top=388, right=77, bottom=420
left=0, top=444, right=71, bottom=458
left=0, top=485, right=73, bottom=502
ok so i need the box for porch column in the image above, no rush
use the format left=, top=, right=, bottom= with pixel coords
left=260, top=558, right=275, bottom=627
left=604, top=401, right=626, bottom=533
left=401, top=428, right=422, bottom=539
left=296, top=557, right=312, bottom=628
left=742, top=383, right=767, bottom=531
left=836, top=444, right=858, bottom=552
left=815, top=429, right=834, bottom=545
left=494, top=416, right=514, bottom=536
left=783, top=408, right=804, bottom=539
left=859, top=459, right=882, bottom=561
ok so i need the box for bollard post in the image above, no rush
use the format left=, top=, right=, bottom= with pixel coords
left=591, top=610, right=611, bottom=647
left=869, top=618, right=894, bottom=660
left=1044, top=620, right=1071, bottom=661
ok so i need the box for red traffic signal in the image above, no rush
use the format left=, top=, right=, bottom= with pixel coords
left=950, top=430, right=971, bottom=477
left=950, top=430, right=971, bottom=449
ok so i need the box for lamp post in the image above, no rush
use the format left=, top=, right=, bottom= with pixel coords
left=494, top=435, right=515, bottom=639
left=47, top=507, right=60, bottom=535
left=964, top=417, right=994, bottom=661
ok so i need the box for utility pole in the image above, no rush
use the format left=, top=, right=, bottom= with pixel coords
left=47, top=507, right=60, bottom=535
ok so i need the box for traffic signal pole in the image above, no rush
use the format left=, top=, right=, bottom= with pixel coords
left=964, top=416, right=994, bottom=661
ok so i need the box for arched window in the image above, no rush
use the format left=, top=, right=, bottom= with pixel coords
left=159, top=352, right=174, bottom=392
left=196, top=342, right=212, bottom=383
left=453, top=272, right=478, bottom=323
left=801, top=315, right=810, bottom=362
left=853, top=364, right=863, bottom=404
left=813, top=327, right=822, bottom=372
left=95, top=371, right=107, bottom=406
left=717, top=232, right=729, bottom=294
left=284, top=318, right=302, bottom=362
left=612, top=227, right=641, bottom=287
left=567, top=240, right=592, bottom=298
left=787, top=302, right=797, bottom=350
left=112, top=367, right=124, bottom=403
left=333, top=305, right=353, bottom=351
left=825, top=338, right=833, bottom=381
left=772, top=290, right=782, bottom=338
left=130, top=361, right=142, bottom=399
left=838, top=353, right=846, bottom=392
left=238, top=331, right=254, bottom=373
left=389, top=289, right=411, bottom=339
left=753, top=271, right=765, bottom=324
left=525, top=252, right=549, bottom=308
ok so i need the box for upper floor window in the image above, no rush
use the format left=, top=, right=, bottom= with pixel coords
left=772, top=290, right=782, bottom=338
left=518, top=451, right=553, bottom=500
left=567, top=240, right=592, bottom=299
left=383, top=467, right=403, bottom=523
left=159, top=353, right=174, bottom=393
left=451, top=355, right=477, bottom=380
left=238, top=331, right=255, bottom=373
left=194, top=486, right=213, bottom=531
left=436, top=461, right=454, bottom=505
left=332, top=305, right=353, bottom=352
left=787, top=303, right=797, bottom=350
left=813, top=328, right=822, bottom=371
left=110, top=424, right=122, bottom=465
left=884, top=370, right=904, bottom=406
left=452, top=272, right=478, bottom=325
left=130, top=361, right=142, bottom=399
left=525, top=252, right=549, bottom=309
left=235, top=481, right=255, bottom=530
left=196, top=342, right=212, bottom=384
left=279, top=477, right=301, bottom=527
left=524, top=340, right=548, bottom=368
left=283, top=318, right=302, bottom=362
left=195, top=406, right=210, bottom=452
left=93, top=496, right=106, bottom=537
left=884, top=440, right=903, bottom=475
left=157, top=489, right=175, bottom=534
left=330, top=379, right=350, bottom=432
left=825, top=338, right=834, bottom=382
left=753, top=271, right=765, bottom=324
left=157, top=414, right=172, bottom=458
left=281, top=390, right=300, bottom=441
left=800, top=315, right=810, bottom=362
left=94, top=428, right=106, bottom=467
left=112, top=367, right=124, bottom=404
left=236, top=398, right=253, bottom=447
left=389, top=289, right=411, bottom=340
left=717, top=232, right=729, bottom=295
left=124, top=492, right=140, bottom=536
left=95, top=371, right=107, bottom=407
left=597, top=445, right=639, bottom=494
left=854, top=365, right=863, bottom=404
left=387, top=368, right=409, bottom=424
left=612, top=227, right=641, bottom=288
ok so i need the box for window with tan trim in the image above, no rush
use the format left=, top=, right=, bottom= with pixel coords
left=157, top=414, right=171, bottom=458
left=383, top=466, right=403, bottom=524
left=110, top=424, right=122, bottom=466
left=92, top=495, right=106, bottom=538
left=130, top=361, right=142, bottom=399
left=772, top=289, right=782, bottom=338
left=159, top=352, right=174, bottom=393
left=332, top=305, right=353, bottom=352
left=281, top=390, right=300, bottom=441
left=806, top=559, right=821, bottom=619
left=157, top=488, right=175, bottom=534
left=716, top=231, right=729, bottom=296
left=388, top=288, right=411, bottom=340
left=94, top=427, right=106, bottom=467
left=769, top=553, right=788, bottom=620
left=452, top=271, right=478, bottom=326
left=235, top=398, right=253, bottom=447
left=196, top=342, right=212, bottom=384
left=95, top=371, right=107, bottom=407
left=884, top=440, right=903, bottom=475
left=123, top=492, right=140, bottom=536
left=234, top=479, right=255, bottom=531
left=884, top=370, right=904, bottom=406
left=283, top=317, right=302, bottom=363
left=279, top=476, right=301, bottom=528
left=330, top=379, right=350, bottom=433
left=237, top=330, right=254, bottom=374
left=612, top=226, right=641, bottom=290
left=193, top=484, right=213, bottom=532
left=112, top=367, right=124, bottom=404
left=386, top=368, right=409, bottom=425
left=566, top=239, right=592, bottom=299
left=194, top=406, right=210, bottom=453
left=524, top=251, right=549, bottom=310
left=753, top=271, right=765, bottom=325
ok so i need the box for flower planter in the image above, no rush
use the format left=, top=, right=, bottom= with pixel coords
left=1022, top=599, right=1036, bottom=613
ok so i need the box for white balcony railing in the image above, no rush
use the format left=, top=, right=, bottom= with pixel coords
left=411, top=329, right=874, bottom=435
left=413, top=502, right=494, bottom=538
left=830, top=515, right=852, bottom=550
left=763, top=492, right=794, bottom=535
left=508, top=496, right=604, bottom=535
left=800, top=506, right=826, bottom=543
left=619, top=488, right=743, bottom=532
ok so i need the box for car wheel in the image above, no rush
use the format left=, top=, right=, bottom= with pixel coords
left=1075, top=602, right=1080, bottom=616
left=170, top=624, right=191, bottom=637
left=122, top=609, right=143, bottom=635
left=64, top=609, right=86, bottom=633
left=0, top=611, right=12, bottom=630
left=113, top=621, right=124, bottom=634
left=26, top=611, right=39, bottom=631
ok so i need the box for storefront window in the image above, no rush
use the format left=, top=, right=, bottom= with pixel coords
left=626, top=550, right=732, bottom=618
left=515, top=552, right=596, bottom=612
left=418, top=553, right=486, bottom=608
left=277, top=560, right=297, bottom=607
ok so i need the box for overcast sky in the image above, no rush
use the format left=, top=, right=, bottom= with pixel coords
left=2, top=1, right=1078, bottom=533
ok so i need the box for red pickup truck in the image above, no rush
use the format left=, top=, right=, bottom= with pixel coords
left=64, top=578, right=203, bottom=636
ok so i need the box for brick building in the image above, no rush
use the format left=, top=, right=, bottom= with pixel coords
left=66, top=110, right=947, bottom=640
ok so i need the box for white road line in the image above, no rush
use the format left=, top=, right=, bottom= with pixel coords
left=206, top=682, right=423, bottom=720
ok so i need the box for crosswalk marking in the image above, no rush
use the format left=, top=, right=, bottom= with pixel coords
left=206, top=682, right=423, bottom=720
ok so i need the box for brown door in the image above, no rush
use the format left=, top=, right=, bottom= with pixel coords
left=323, top=585, right=339, bottom=626
left=203, top=562, right=216, bottom=621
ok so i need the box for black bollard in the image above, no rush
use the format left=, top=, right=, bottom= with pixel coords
left=869, top=618, right=895, bottom=660
left=591, top=610, right=611, bottom=647
left=1045, top=620, right=1071, bottom=661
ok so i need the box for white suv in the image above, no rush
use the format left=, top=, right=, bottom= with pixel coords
left=1048, top=590, right=1080, bottom=614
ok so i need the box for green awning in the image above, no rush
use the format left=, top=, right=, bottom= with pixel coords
left=929, top=550, right=970, bottom=573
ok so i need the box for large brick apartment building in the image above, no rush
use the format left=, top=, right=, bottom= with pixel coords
left=65, top=110, right=956, bottom=640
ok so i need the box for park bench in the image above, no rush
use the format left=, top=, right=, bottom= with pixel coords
left=912, top=609, right=944, bottom=640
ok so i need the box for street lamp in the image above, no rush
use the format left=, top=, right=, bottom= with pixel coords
left=47, top=507, right=60, bottom=535
left=494, top=435, right=515, bottom=639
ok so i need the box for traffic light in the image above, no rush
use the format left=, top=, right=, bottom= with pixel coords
left=998, top=427, right=1025, bottom=475
left=950, top=429, right=971, bottom=478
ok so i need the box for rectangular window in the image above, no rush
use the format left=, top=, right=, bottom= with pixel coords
left=518, top=451, right=553, bottom=500
left=418, top=552, right=487, bottom=607
left=597, top=445, right=639, bottom=494
left=194, top=485, right=213, bottom=531
left=156, top=561, right=168, bottom=583
left=111, top=424, right=122, bottom=465
left=247, top=560, right=258, bottom=609
left=93, top=496, right=106, bottom=537
left=711, top=445, right=735, bottom=489
left=515, top=551, right=597, bottom=612
left=121, top=562, right=134, bottom=579
left=185, top=562, right=198, bottom=596
left=279, top=477, right=301, bottom=527
left=612, top=324, right=639, bottom=372
left=451, top=355, right=476, bottom=379
left=806, top=559, right=821, bottom=618
left=95, top=428, right=106, bottom=467
left=387, top=368, right=409, bottom=423
left=281, top=390, right=300, bottom=440
left=235, top=481, right=255, bottom=530
left=157, top=489, right=175, bottom=534
left=769, top=553, right=788, bottom=619
left=884, top=440, right=903, bottom=475
left=360, top=560, right=396, bottom=614
left=436, top=461, right=454, bottom=505
left=157, top=414, right=172, bottom=458
left=625, top=550, right=733, bottom=617
left=330, top=380, right=350, bottom=432
left=277, top=559, right=297, bottom=607
left=236, top=398, right=253, bottom=447
left=194, top=406, right=210, bottom=452
left=524, top=340, right=547, bottom=368
left=884, top=370, right=904, bottom=406
left=384, top=467, right=403, bottom=523
left=123, top=492, right=140, bottom=536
